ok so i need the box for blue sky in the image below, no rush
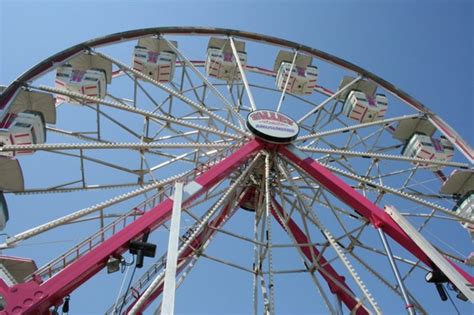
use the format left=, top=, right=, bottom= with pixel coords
left=0, top=0, right=472, bottom=314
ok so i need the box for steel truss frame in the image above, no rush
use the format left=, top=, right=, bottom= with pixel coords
left=1, top=139, right=472, bottom=314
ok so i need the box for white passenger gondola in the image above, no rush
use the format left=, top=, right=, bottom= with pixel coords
left=335, top=76, right=389, bottom=122
left=342, top=90, right=388, bottom=122
left=0, top=111, right=46, bottom=157
left=274, top=51, right=318, bottom=95
left=440, top=170, right=474, bottom=239
left=132, top=38, right=177, bottom=83
left=401, top=133, right=454, bottom=168
left=205, top=37, right=247, bottom=82
left=55, top=54, right=112, bottom=104
left=336, top=76, right=377, bottom=101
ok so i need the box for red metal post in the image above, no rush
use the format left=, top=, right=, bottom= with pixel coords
left=0, top=139, right=264, bottom=314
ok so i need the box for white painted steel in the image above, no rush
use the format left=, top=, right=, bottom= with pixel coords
left=37, top=85, right=240, bottom=140
left=385, top=205, right=474, bottom=302
left=297, top=114, right=421, bottom=141
left=161, top=182, right=184, bottom=315
left=297, top=146, right=470, bottom=169
left=0, top=169, right=192, bottom=249
left=93, top=51, right=249, bottom=137
left=162, top=37, right=247, bottom=127
left=276, top=51, right=298, bottom=113
left=229, top=37, right=257, bottom=111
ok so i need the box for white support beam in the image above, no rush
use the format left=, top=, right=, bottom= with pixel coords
left=385, top=205, right=474, bottom=302
left=229, top=36, right=257, bottom=111
left=161, top=182, right=184, bottom=315
left=276, top=51, right=298, bottom=113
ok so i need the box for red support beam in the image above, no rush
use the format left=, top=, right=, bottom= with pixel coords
left=271, top=200, right=369, bottom=315
left=0, top=139, right=263, bottom=314
left=278, top=145, right=474, bottom=286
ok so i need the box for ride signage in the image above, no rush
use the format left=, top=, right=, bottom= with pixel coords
left=246, top=110, right=299, bottom=143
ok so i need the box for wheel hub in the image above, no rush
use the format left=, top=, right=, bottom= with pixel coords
left=246, top=110, right=299, bottom=143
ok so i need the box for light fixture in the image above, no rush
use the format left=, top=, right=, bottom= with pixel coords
left=106, top=256, right=121, bottom=274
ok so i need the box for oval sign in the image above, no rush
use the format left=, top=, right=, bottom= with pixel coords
left=247, top=110, right=299, bottom=143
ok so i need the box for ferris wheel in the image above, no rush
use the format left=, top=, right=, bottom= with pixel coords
left=0, top=27, right=472, bottom=314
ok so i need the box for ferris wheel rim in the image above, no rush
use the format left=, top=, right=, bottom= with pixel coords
left=0, top=26, right=472, bottom=162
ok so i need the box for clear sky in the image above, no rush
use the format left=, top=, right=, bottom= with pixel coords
left=1, top=0, right=472, bottom=142
left=0, top=0, right=472, bottom=314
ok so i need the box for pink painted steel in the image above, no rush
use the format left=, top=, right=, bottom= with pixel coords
left=0, top=139, right=263, bottom=315
left=278, top=145, right=474, bottom=286
left=271, top=200, right=369, bottom=315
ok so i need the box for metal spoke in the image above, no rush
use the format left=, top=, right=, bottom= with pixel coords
left=0, top=141, right=233, bottom=152
left=297, top=75, right=363, bottom=124
left=162, top=37, right=247, bottom=126
left=276, top=50, right=298, bottom=113
left=322, top=162, right=474, bottom=224
left=229, top=36, right=257, bottom=111
left=297, top=114, right=421, bottom=142
left=377, top=228, right=416, bottom=314
left=93, top=50, right=250, bottom=137
left=264, top=153, right=275, bottom=314
left=349, top=250, right=428, bottom=315
left=298, top=146, right=471, bottom=169
left=0, top=169, right=195, bottom=249
left=269, top=197, right=369, bottom=314
left=37, top=85, right=240, bottom=140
